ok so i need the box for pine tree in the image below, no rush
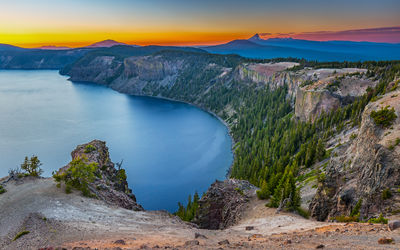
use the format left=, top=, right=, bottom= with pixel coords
left=315, top=139, right=326, bottom=161
left=256, top=180, right=270, bottom=199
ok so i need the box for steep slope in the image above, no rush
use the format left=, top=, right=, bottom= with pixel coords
left=1, top=144, right=399, bottom=249
left=310, top=89, right=400, bottom=221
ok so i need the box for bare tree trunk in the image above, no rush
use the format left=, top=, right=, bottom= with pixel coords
left=276, top=192, right=292, bottom=214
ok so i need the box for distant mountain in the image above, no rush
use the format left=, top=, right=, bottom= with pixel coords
left=251, top=35, right=400, bottom=53
left=247, top=33, right=264, bottom=43
left=35, top=45, right=71, bottom=50
left=0, top=48, right=91, bottom=69
left=85, top=39, right=139, bottom=48
left=204, top=34, right=400, bottom=61
left=204, top=39, right=361, bottom=61
left=0, top=44, right=25, bottom=51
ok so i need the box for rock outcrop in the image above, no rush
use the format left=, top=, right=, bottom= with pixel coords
left=193, top=179, right=257, bottom=229
left=294, top=68, right=375, bottom=121
left=59, top=140, right=143, bottom=211
left=238, top=62, right=301, bottom=101
left=239, top=64, right=375, bottom=121
left=310, top=90, right=400, bottom=221
left=295, top=89, right=341, bottom=122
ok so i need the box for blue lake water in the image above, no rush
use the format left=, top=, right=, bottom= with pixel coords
left=0, top=70, right=233, bottom=211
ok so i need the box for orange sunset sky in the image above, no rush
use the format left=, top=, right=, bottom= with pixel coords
left=1, top=0, right=400, bottom=47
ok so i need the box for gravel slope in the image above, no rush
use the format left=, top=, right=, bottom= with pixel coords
left=1, top=177, right=400, bottom=249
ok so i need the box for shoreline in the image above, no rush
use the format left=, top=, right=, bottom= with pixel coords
left=145, top=93, right=237, bottom=178
left=70, top=77, right=237, bottom=179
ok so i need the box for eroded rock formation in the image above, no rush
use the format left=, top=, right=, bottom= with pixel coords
left=310, top=90, right=400, bottom=220
left=60, top=140, right=143, bottom=211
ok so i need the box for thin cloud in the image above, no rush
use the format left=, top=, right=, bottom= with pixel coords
left=259, top=26, right=400, bottom=43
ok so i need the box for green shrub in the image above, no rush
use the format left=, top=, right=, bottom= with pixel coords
left=296, top=207, right=310, bottom=219
left=350, top=133, right=358, bottom=140
left=13, top=230, right=30, bottom=241
left=53, top=157, right=98, bottom=197
left=65, top=184, right=72, bottom=194
left=334, top=215, right=359, bottom=222
left=368, top=213, right=388, bottom=224
left=390, top=80, right=399, bottom=92
left=0, top=185, right=6, bottom=194
left=300, top=80, right=313, bottom=87
left=389, top=138, right=400, bottom=150
left=370, top=106, right=397, bottom=128
left=20, top=155, right=43, bottom=177
left=256, top=180, right=270, bottom=199
left=235, top=187, right=245, bottom=196
left=84, top=144, right=97, bottom=153
left=317, top=172, right=326, bottom=183
left=116, top=169, right=127, bottom=184
left=382, top=188, right=392, bottom=200
left=370, top=96, right=382, bottom=102
left=350, top=199, right=362, bottom=217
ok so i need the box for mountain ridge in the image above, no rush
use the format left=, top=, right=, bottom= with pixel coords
left=203, top=35, right=400, bottom=61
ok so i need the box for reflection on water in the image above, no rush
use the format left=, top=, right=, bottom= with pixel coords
left=0, top=70, right=233, bottom=211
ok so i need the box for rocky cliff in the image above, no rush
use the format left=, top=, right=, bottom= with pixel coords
left=238, top=62, right=301, bottom=101
left=310, top=89, right=400, bottom=221
left=59, top=140, right=143, bottom=211
left=294, top=68, right=375, bottom=121
left=295, top=89, right=341, bottom=121
left=62, top=49, right=378, bottom=124
left=62, top=50, right=234, bottom=97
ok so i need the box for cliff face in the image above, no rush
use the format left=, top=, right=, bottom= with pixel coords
left=238, top=62, right=302, bottom=100
left=238, top=64, right=375, bottom=121
left=310, top=90, right=400, bottom=221
left=294, top=68, right=375, bottom=121
left=64, top=53, right=197, bottom=96
left=60, top=140, right=143, bottom=211
left=109, top=55, right=185, bottom=95
left=294, top=89, right=341, bottom=122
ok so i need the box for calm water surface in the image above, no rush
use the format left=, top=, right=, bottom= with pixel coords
left=0, top=70, right=233, bottom=211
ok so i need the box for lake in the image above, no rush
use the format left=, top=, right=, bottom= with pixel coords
left=0, top=70, right=233, bottom=211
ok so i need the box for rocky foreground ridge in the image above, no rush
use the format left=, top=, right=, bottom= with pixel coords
left=1, top=137, right=400, bottom=248
left=58, top=140, right=143, bottom=211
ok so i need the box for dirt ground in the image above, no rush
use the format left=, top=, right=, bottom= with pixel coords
left=1, top=177, right=400, bottom=249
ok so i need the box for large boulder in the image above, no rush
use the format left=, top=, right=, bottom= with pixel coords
left=193, top=179, right=257, bottom=229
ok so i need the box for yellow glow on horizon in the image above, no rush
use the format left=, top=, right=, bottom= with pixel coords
left=0, top=31, right=250, bottom=48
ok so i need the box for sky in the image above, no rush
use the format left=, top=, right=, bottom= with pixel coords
left=1, top=0, right=400, bottom=47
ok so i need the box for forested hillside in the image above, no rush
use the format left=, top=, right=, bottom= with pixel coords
left=61, top=47, right=400, bottom=221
